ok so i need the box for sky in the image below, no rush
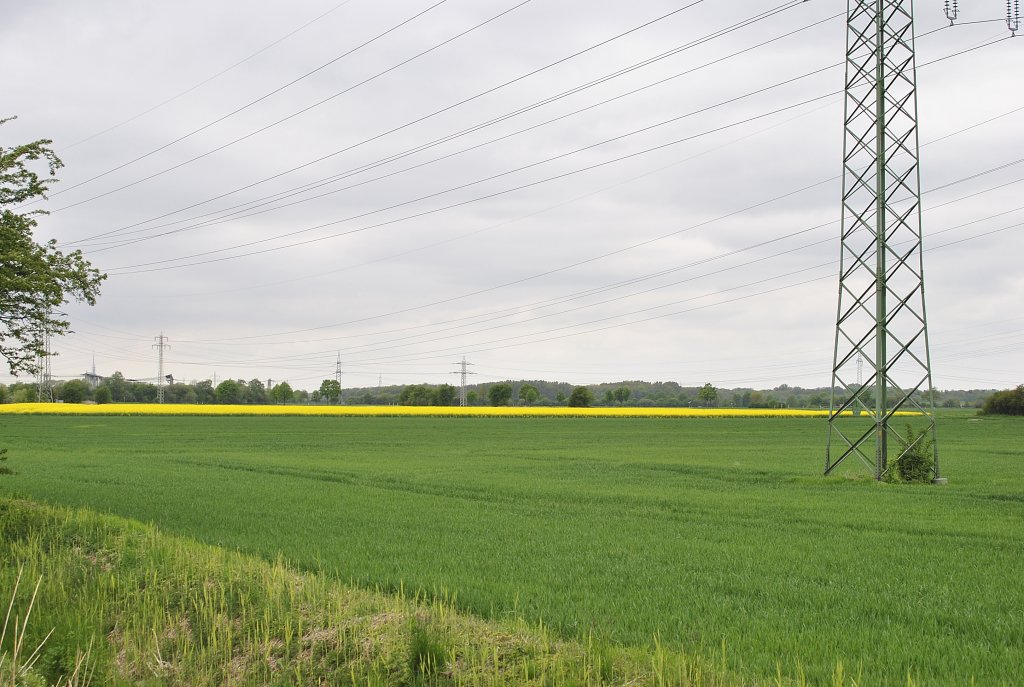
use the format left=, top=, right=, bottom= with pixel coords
left=2, top=0, right=1022, bottom=392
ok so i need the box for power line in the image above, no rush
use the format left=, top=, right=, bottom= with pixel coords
left=133, top=173, right=1024, bottom=370
left=90, top=66, right=840, bottom=255
left=39, top=0, right=573, bottom=212
left=44, top=0, right=452, bottom=198
left=68, top=0, right=809, bottom=245
left=60, top=0, right=357, bottom=151
left=72, top=11, right=842, bottom=250
left=142, top=96, right=1022, bottom=302
left=28, top=12, right=1019, bottom=387
left=329, top=219, right=1022, bottom=369
left=150, top=108, right=1024, bottom=348
left=98, top=35, right=1012, bottom=273
left=104, top=91, right=841, bottom=273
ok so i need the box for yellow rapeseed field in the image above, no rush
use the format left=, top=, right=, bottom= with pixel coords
left=0, top=402, right=853, bottom=417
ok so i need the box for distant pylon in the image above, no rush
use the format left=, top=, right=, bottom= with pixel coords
left=826, top=0, right=939, bottom=481
left=35, top=324, right=53, bottom=402
left=452, top=357, right=475, bottom=406
left=335, top=352, right=344, bottom=404
left=153, top=333, right=170, bottom=403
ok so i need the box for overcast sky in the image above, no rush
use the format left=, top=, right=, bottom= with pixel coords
left=2, top=0, right=1021, bottom=391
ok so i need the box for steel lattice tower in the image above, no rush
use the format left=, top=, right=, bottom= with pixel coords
left=153, top=333, right=170, bottom=404
left=826, top=0, right=940, bottom=480
left=453, top=357, right=474, bottom=406
left=335, top=353, right=344, bottom=405
left=35, top=326, right=53, bottom=403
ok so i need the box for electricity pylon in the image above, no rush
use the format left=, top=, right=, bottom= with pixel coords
left=153, top=333, right=170, bottom=404
left=335, top=352, right=344, bottom=404
left=452, top=357, right=474, bottom=406
left=826, top=0, right=940, bottom=481
left=35, top=324, right=53, bottom=403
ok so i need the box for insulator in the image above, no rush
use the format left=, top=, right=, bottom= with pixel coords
left=1009, top=0, right=1021, bottom=34
left=944, top=0, right=959, bottom=24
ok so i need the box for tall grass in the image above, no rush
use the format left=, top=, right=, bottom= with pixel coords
left=0, top=566, right=92, bottom=687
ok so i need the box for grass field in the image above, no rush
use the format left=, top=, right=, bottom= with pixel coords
left=1, top=412, right=1021, bottom=684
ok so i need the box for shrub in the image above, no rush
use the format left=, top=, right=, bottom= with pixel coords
left=886, top=425, right=934, bottom=483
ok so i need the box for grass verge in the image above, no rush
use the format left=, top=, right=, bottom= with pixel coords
left=1, top=497, right=775, bottom=687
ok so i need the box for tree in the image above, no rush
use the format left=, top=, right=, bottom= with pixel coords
left=106, top=371, right=129, bottom=402
left=399, top=384, right=434, bottom=406
left=93, top=385, right=112, bottom=404
left=699, top=383, right=718, bottom=407
left=1, top=118, right=106, bottom=376
left=319, top=379, right=342, bottom=404
left=58, top=379, right=90, bottom=403
left=436, top=383, right=457, bottom=406
left=131, top=381, right=157, bottom=403
left=555, top=391, right=566, bottom=404
left=568, top=386, right=594, bottom=407
left=233, top=379, right=251, bottom=404
left=215, top=379, right=242, bottom=404
left=194, top=380, right=215, bottom=404
left=613, top=386, right=631, bottom=404
left=518, top=384, right=540, bottom=405
left=247, top=379, right=268, bottom=404
left=488, top=383, right=513, bottom=407
left=271, top=381, right=293, bottom=404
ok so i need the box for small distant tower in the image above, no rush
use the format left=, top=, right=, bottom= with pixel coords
left=83, top=354, right=102, bottom=389
left=153, top=333, right=170, bottom=403
left=452, top=357, right=475, bottom=406
left=35, top=325, right=53, bottom=403
left=335, top=352, right=344, bottom=404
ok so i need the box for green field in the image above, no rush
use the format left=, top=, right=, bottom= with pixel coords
left=1, top=413, right=1021, bottom=685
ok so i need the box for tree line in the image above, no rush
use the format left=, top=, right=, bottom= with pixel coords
left=980, top=385, right=1024, bottom=415
left=1, top=374, right=1009, bottom=410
